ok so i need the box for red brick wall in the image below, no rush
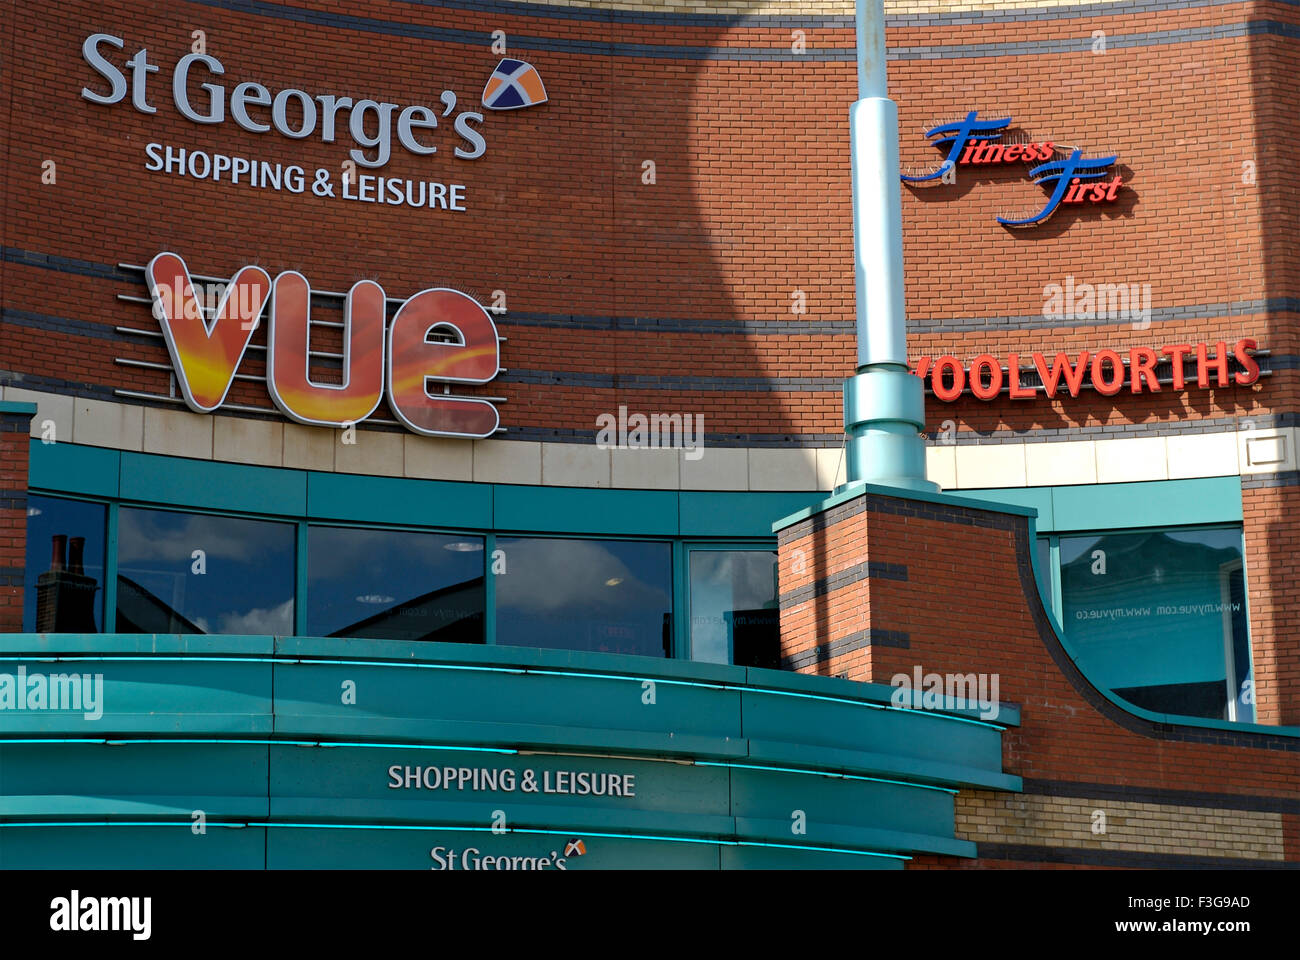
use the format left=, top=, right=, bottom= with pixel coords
left=0, top=0, right=1287, bottom=440
left=2, top=0, right=1293, bottom=773
left=0, top=412, right=35, bottom=632
left=777, top=490, right=1300, bottom=867
left=1242, top=482, right=1300, bottom=725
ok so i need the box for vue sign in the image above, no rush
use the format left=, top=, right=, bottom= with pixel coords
left=147, top=252, right=501, bottom=438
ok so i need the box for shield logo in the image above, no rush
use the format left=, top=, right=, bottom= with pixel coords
left=482, top=58, right=548, bottom=110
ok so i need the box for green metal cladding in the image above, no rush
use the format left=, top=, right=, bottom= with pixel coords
left=0, top=634, right=1021, bottom=869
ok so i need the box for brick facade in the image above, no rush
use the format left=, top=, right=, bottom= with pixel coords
left=0, top=409, right=35, bottom=632
left=776, top=487, right=1299, bottom=867
left=1241, top=479, right=1300, bottom=725
left=1, top=0, right=1296, bottom=865
left=1, top=0, right=1289, bottom=442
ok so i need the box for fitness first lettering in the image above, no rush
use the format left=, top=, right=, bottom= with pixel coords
left=81, top=33, right=487, bottom=166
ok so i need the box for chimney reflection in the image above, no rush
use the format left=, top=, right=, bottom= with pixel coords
left=36, top=533, right=99, bottom=632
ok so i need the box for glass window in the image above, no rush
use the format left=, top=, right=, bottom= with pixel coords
left=1035, top=537, right=1052, bottom=606
left=1059, top=528, right=1253, bottom=722
left=495, top=537, right=671, bottom=657
left=307, top=526, right=484, bottom=643
left=116, top=507, right=295, bottom=635
left=24, top=495, right=106, bottom=632
left=689, top=550, right=780, bottom=668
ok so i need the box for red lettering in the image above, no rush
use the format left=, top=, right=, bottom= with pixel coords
left=1161, top=344, right=1192, bottom=390
left=386, top=289, right=502, bottom=437
left=1038, top=142, right=1055, bottom=161
left=960, top=143, right=978, bottom=164
left=931, top=356, right=965, bottom=402
left=969, top=354, right=1003, bottom=400
left=1003, top=143, right=1023, bottom=161
left=1091, top=349, right=1124, bottom=396
left=1128, top=347, right=1160, bottom=394
left=1008, top=353, right=1035, bottom=399
left=1034, top=351, right=1090, bottom=397
left=146, top=251, right=502, bottom=438
left=913, top=356, right=932, bottom=380
left=1234, top=338, right=1260, bottom=386
left=1105, top=174, right=1123, bottom=201
left=1197, top=341, right=1230, bottom=388
left=267, top=273, right=386, bottom=427
left=147, top=253, right=272, bottom=413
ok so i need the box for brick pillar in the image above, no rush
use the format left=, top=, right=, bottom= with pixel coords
left=780, top=486, right=1295, bottom=726
left=0, top=404, right=37, bottom=632
left=776, top=490, right=1030, bottom=688
left=775, top=496, right=910, bottom=680
left=1241, top=481, right=1299, bottom=725
left=775, top=487, right=1300, bottom=869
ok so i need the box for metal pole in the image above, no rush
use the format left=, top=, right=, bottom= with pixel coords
left=841, top=0, right=938, bottom=492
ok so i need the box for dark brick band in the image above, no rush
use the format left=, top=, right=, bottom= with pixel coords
left=776, top=494, right=878, bottom=545
left=779, top=559, right=908, bottom=610
left=0, top=489, right=28, bottom=513
left=179, top=1, right=1300, bottom=61
left=503, top=369, right=841, bottom=393
left=253, top=0, right=1289, bottom=31
left=1021, top=777, right=1300, bottom=816
left=1242, top=471, right=1300, bottom=490
left=359, top=0, right=1255, bottom=30
left=780, top=628, right=911, bottom=670
left=0, top=414, right=37, bottom=433
left=867, top=492, right=1023, bottom=532
left=11, top=245, right=1298, bottom=339
left=975, top=841, right=1296, bottom=870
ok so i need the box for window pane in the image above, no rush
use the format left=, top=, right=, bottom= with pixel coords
left=495, top=538, right=671, bottom=657
left=689, top=550, right=779, bottom=668
left=1059, top=528, right=1251, bottom=721
left=307, top=526, right=484, bottom=643
left=116, top=507, right=294, bottom=635
left=24, top=495, right=106, bottom=632
left=1035, top=537, right=1052, bottom=606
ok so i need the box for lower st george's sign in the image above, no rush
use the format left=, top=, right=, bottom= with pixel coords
left=388, top=763, right=630, bottom=870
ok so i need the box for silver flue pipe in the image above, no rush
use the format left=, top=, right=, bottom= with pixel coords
left=840, top=0, right=938, bottom=492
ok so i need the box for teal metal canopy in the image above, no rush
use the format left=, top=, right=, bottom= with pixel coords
left=0, top=634, right=1020, bottom=869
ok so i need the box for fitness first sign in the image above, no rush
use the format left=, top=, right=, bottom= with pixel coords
left=80, top=33, right=549, bottom=212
